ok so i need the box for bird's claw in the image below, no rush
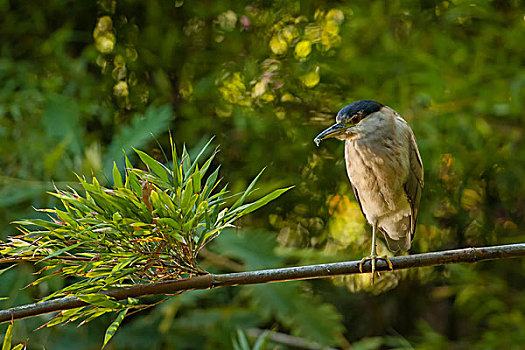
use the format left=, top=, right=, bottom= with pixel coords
left=358, top=255, right=394, bottom=284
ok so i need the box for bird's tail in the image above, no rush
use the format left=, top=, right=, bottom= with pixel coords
left=379, top=221, right=412, bottom=252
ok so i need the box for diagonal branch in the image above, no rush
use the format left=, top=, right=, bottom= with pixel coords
left=1, top=243, right=524, bottom=324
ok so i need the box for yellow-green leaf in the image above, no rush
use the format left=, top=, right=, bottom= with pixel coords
left=113, top=162, right=123, bottom=188
left=294, top=40, right=312, bottom=58
left=77, top=294, right=124, bottom=310
left=301, top=67, right=320, bottom=88
left=239, top=186, right=294, bottom=216
left=270, top=35, right=288, bottom=55
left=102, top=309, right=128, bottom=349
left=2, top=322, right=13, bottom=350
left=134, top=148, right=170, bottom=183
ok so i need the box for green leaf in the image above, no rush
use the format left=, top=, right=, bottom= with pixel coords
left=12, top=219, right=63, bottom=230
left=125, top=169, right=142, bottom=196
left=181, top=144, right=191, bottom=179
left=197, top=226, right=225, bottom=247
left=234, top=329, right=250, bottom=350
left=230, top=168, right=266, bottom=212
left=192, top=165, right=201, bottom=194
left=134, top=148, right=170, bottom=183
left=157, top=217, right=181, bottom=229
left=181, top=179, right=194, bottom=211
left=170, top=132, right=179, bottom=186
left=253, top=330, right=271, bottom=350
left=40, top=241, right=86, bottom=261
left=113, top=162, right=123, bottom=188
left=203, top=166, right=221, bottom=198
left=77, top=294, right=124, bottom=310
left=111, top=256, right=142, bottom=275
left=186, top=137, right=215, bottom=178
left=150, top=191, right=168, bottom=216
left=45, top=314, right=70, bottom=328
left=56, top=209, right=78, bottom=228
left=78, top=308, right=111, bottom=327
left=233, top=186, right=293, bottom=217
left=199, top=148, right=218, bottom=178
left=25, top=271, right=62, bottom=288
left=2, top=322, right=13, bottom=350
left=156, top=190, right=177, bottom=213
left=102, top=309, right=128, bottom=349
left=61, top=306, right=88, bottom=320
left=0, top=264, right=16, bottom=276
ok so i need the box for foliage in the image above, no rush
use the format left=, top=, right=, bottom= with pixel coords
left=0, top=140, right=291, bottom=341
left=1, top=0, right=525, bottom=349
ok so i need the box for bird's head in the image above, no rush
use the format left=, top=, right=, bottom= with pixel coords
left=314, top=100, right=383, bottom=146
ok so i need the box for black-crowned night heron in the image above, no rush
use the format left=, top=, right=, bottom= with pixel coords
left=314, top=100, right=424, bottom=282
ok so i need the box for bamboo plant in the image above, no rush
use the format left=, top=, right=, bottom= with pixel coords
left=0, top=137, right=292, bottom=343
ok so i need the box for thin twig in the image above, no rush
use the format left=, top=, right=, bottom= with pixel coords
left=0, top=243, right=524, bottom=324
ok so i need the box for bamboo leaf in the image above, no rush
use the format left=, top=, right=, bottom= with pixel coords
left=40, top=241, right=86, bottom=261
left=157, top=217, right=182, bottom=230
left=134, top=148, right=170, bottom=183
left=203, top=166, right=221, bottom=198
left=12, top=219, right=63, bottom=230
left=181, top=144, right=191, bottom=178
left=0, top=264, right=16, bottom=276
left=186, top=137, right=215, bottom=177
left=234, top=186, right=293, bottom=217
left=77, top=294, right=124, bottom=310
left=230, top=168, right=266, bottom=212
left=170, top=132, right=179, bottom=186
left=61, top=306, right=88, bottom=319
left=111, top=256, right=142, bottom=275
left=199, top=148, right=218, bottom=178
left=2, top=322, right=13, bottom=350
left=192, top=165, right=201, bottom=194
left=155, top=190, right=176, bottom=214
left=78, top=308, right=111, bottom=327
left=253, top=330, right=271, bottom=350
left=113, top=162, right=123, bottom=188
left=234, top=329, right=250, bottom=350
left=45, top=314, right=69, bottom=328
left=181, top=179, right=194, bottom=211
left=102, top=309, right=128, bottom=349
left=150, top=191, right=168, bottom=217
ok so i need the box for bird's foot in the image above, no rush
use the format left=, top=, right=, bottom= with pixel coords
left=358, top=255, right=394, bottom=284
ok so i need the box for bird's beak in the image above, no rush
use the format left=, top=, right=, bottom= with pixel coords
left=314, top=123, right=349, bottom=146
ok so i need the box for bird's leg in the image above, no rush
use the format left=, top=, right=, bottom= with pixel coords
left=358, top=223, right=394, bottom=283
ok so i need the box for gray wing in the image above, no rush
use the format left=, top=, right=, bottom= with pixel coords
left=404, top=129, right=424, bottom=240
left=350, top=182, right=366, bottom=220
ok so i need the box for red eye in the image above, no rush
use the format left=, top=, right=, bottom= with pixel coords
left=352, top=111, right=364, bottom=123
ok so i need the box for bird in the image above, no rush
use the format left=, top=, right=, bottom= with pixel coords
left=314, top=100, right=424, bottom=282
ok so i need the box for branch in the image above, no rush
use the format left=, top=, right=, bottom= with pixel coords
left=1, top=243, right=524, bottom=324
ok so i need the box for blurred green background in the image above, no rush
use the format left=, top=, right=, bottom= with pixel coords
left=1, top=0, right=525, bottom=348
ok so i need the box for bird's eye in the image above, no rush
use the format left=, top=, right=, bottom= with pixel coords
left=351, top=111, right=365, bottom=124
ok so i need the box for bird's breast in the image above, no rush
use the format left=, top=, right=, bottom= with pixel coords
left=344, top=138, right=410, bottom=223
